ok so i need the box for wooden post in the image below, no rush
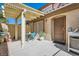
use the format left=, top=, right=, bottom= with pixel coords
left=15, top=19, right=18, bottom=40
left=21, top=9, right=26, bottom=48
left=15, top=11, right=22, bottom=41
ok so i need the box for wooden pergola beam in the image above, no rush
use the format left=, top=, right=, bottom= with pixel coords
left=31, top=16, right=45, bottom=22
left=4, top=3, right=44, bottom=21
left=3, top=3, right=44, bottom=48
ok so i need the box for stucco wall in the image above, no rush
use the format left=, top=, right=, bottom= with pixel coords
left=46, top=8, right=79, bottom=44
left=65, top=9, right=79, bottom=44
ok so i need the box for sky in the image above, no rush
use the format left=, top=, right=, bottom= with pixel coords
left=24, top=3, right=47, bottom=9
left=0, top=3, right=47, bottom=24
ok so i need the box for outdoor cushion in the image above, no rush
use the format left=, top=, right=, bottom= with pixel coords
left=39, top=32, right=46, bottom=37
left=39, top=32, right=46, bottom=40
left=0, top=32, right=6, bottom=36
left=31, top=32, right=36, bottom=39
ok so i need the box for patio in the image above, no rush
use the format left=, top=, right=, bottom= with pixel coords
left=7, top=40, right=77, bottom=56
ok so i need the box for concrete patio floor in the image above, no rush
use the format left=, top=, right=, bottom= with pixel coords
left=7, top=40, right=78, bottom=56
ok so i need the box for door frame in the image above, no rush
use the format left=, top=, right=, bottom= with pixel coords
left=51, top=15, right=66, bottom=44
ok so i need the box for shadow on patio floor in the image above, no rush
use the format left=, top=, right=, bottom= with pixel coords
left=54, top=43, right=79, bottom=56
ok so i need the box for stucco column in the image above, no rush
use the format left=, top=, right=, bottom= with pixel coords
left=21, top=9, right=26, bottom=48
left=44, top=18, right=52, bottom=41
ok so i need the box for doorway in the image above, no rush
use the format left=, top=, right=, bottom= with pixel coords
left=53, top=16, right=66, bottom=44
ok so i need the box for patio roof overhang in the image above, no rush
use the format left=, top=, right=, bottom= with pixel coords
left=3, top=3, right=44, bottom=21
left=33, top=3, right=79, bottom=22
left=45, top=3, right=79, bottom=18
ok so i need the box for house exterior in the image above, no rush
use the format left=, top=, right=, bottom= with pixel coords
left=0, top=3, right=79, bottom=56
left=31, top=3, right=79, bottom=45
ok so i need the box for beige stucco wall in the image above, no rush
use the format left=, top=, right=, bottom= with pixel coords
left=45, top=8, right=79, bottom=44
left=65, top=9, right=79, bottom=44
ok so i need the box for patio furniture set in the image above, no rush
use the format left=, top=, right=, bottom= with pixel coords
left=26, top=32, right=46, bottom=41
